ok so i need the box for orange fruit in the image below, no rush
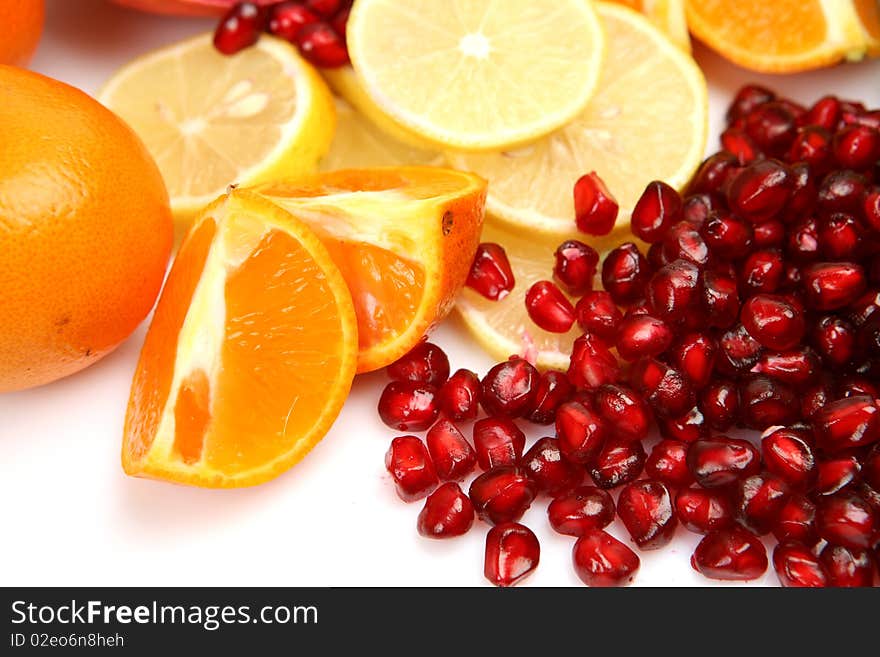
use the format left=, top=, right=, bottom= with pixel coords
left=123, top=189, right=358, bottom=488
left=685, top=0, right=876, bottom=72
left=0, top=66, right=172, bottom=392
left=251, top=167, right=487, bottom=373
left=0, top=0, right=45, bottom=66
left=609, top=0, right=691, bottom=50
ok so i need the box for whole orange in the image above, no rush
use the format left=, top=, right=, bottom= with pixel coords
left=0, top=0, right=45, bottom=66
left=0, top=66, right=173, bottom=392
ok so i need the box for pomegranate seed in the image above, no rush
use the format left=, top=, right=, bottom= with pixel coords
left=682, top=193, right=718, bottom=227
left=662, top=221, right=711, bottom=267
left=691, top=525, right=768, bottom=581
left=727, top=159, right=793, bottom=222
left=436, top=368, right=481, bottom=421
left=717, top=323, right=762, bottom=377
left=816, top=455, right=861, bottom=497
left=786, top=217, right=820, bottom=263
left=330, top=6, right=349, bottom=36
left=702, top=270, right=741, bottom=328
left=803, top=262, right=866, bottom=310
left=740, top=376, right=798, bottom=430
left=813, top=395, right=880, bottom=452
left=753, top=219, right=786, bottom=249
left=527, top=370, right=572, bottom=425
left=267, top=2, right=319, bottom=41
left=601, top=242, right=651, bottom=304
left=555, top=400, right=607, bottom=464
left=687, top=436, right=760, bottom=488
left=864, top=445, right=880, bottom=490
left=740, top=294, right=805, bottom=351
left=572, top=531, right=640, bottom=587
left=700, top=212, right=753, bottom=260
left=589, top=438, right=646, bottom=490
left=658, top=406, right=709, bottom=444
left=782, top=163, right=819, bottom=222
left=667, top=333, right=716, bottom=390
left=752, top=348, right=819, bottom=387
left=296, top=21, right=349, bottom=67
left=788, top=126, right=833, bottom=171
left=833, top=124, right=880, bottom=170
left=417, top=482, right=475, bottom=539
left=850, top=289, right=880, bottom=327
left=553, top=240, right=598, bottom=296
left=378, top=381, right=439, bottom=431
left=740, top=248, right=785, bottom=295
left=839, top=375, right=880, bottom=399
left=745, top=102, right=797, bottom=156
left=816, top=493, right=876, bottom=549
left=615, top=314, right=673, bottom=361
left=385, top=436, right=438, bottom=502
left=631, top=180, right=683, bottom=243
left=761, top=427, right=817, bottom=490
left=574, top=291, right=623, bottom=340
left=773, top=495, right=818, bottom=544
left=630, top=358, right=694, bottom=417
left=773, top=541, right=828, bottom=587
left=817, top=169, right=868, bottom=214
left=567, top=333, right=620, bottom=390
left=812, top=315, right=855, bottom=367
left=574, top=172, right=619, bottom=236
left=818, top=212, right=862, bottom=260
left=645, top=440, right=693, bottom=488
left=484, top=522, right=540, bottom=587
left=548, top=486, right=615, bottom=536
left=727, top=84, right=775, bottom=123
left=802, top=380, right=834, bottom=419
left=425, top=419, right=477, bottom=482
left=213, top=2, right=266, bottom=55
left=675, top=487, right=734, bottom=533
left=646, top=259, right=700, bottom=322
left=593, top=384, right=651, bottom=441
left=617, top=480, right=677, bottom=550
left=387, top=341, right=450, bottom=387
left=469, top=466, right=536, bottom=525
left=525, top=280, right=575, bottom=333
left=733, top=472, right=792, bottom=535
left=466, top=243, right=515, bottom=300
left=472, top=416, right=525, bottom=471
left=521, top=437, right=583, bottom=497
left=699, top=379, right=740, bottom=430
left=804, top=96, right=841, bottom=131
left=721, top=127, right=759, bottom=164
left=481, top=357, right=538, bottom=418
left=689, top=152, right=739, bottom=195
left=864, top=187, right=880, bottom=232
left=305, top=0, right=342, bottom=16
left=819, top=544, right=875, bottom=587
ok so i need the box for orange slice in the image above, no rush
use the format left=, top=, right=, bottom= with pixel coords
left=685, top=0, right=873, bottom=73
left=609, top=0, right=690, bottom=50
left=251, top=167, right=487, bottom=372
left=123, top=189, right=358, bottom=488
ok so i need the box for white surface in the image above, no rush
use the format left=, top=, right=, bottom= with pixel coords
left=2, top=0, right=880, bottom=587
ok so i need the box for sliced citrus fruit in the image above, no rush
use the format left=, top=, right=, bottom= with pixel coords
left=448, top=2, right=707, bottom=236
left=123, top=189, right=358, bottom=488
left=609, top=0, right=690, bottom=50
left=854, top=0, right=880, bottom=56
left=345, top=0, right=605, bottom=151
left=250, top=167, right=486, bottom=373
left=99, top=34, right=336, bottom=232
left=685, top=0, right=872, bottom=73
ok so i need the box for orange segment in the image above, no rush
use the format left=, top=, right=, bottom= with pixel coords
left=123, top=190, right=358, bottom=488
left=251, top=167, right=487, bottom=372
left=854, top=0, right=880, bottom=55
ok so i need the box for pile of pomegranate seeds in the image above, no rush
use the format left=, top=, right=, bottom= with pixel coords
left=213, top=1, right=351, bottom=68
left=385, top=85, right=880, bottom=587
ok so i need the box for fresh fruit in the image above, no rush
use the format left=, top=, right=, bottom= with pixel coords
left=484, top=522, right=540, bottom=587
left=386, top=435, right=439, bottom=502
left=608, top=0, right=690, bottom=51
left=0, top=66, right=172, bottom=392
left=691, top=526, right=768, bottom=581
left=417, top=482, right=475, bottom=538
left=252, top=166, right=486, bottom=372
left=548, top=486, right=616, bottom=537
left=112, top=0, right=273, bottom=15
left=214, top=2, right=267, bottom=54
left=572, top=531, right=640, bottom=587
left=122, top=189, right=357, bottom=488
left=346, top=0, right=605, bottom=151
left=684, top=0, right=879, bottom=73
left=0, top=0, right=44, bottom=65
left=98, top=34, right=335, bottom=232
left=449, top=2, right=707, bottom=235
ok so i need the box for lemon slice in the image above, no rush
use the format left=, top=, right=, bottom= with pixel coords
left=99, top=34, right=336, bottom=231
left=448, top=1, right=707, bottom=236
left=610, top=0, right=691, bottom=51
left=345, top=0, right=605, bottom=151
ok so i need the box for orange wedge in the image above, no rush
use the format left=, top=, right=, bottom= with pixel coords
left=123, top=189, right=358, bottom=488
left=251, top=167, right=487, bottom=373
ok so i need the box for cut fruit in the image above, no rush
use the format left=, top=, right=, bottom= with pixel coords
left=685, top=0, right=875, bottom=73
left=345, top=0, right=605, bottom=151
left=250, top=167, right=487, bottom=372
left=99, top=34, right=336, bottom=231
left=609, top=0, right=690, bottom=51
left=448, top=2, right=707, bottom=236
left=122, top=190, right=358, bottom=488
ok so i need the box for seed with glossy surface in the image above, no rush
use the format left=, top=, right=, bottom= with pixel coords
left=378, top=381, right=439, bottom=431
left=555, top=401, right=607, bottom=464
left=469, top=466, right=536, bottom=526
left=740, top=248, right=785, bottom=295
left=615, top=314, right=673, bottom=361
left=554, top=240, right=599, bottom=295
left=802, top=261, right=866, bottom=310
left=436, top=368, right=481, bottom=421
left=816, top=456, right=861, bottom=497
left=593, top=384, right=651, bottom=441
left=567, top=333, right=620, bottom=390
left=717, top=323, right=762, bottom=377
left=521, top=437, right=583, bottom=497
left=385, top=436, right=438, bottom=502
left=687, top=436, right=760, bottom=488
left=740, top=376, right=798, bottom=430
left=833, top=124, right=880, bottom=170
left=740, top=294, right=805, bottom=351
left=631, top=180, right=683, bottom=243
left=699, top=380, right=740, bottom=431
left=484, top=522, right=540, bottom=587
left=816, top=493, right=876, bottom=549
left=574, top=291, right=623, bottom=340
left=527, top=370, right=572, bottom=425
left=773, top=495, right=818, bottom=544
left=691, top=525, right=768, bottom=581
left=733, top=472, right=791, bottom=535
left=689, top=152, right=740, bottom=195
left=481, top=357, right=538, bottom=418
left=646, top=439, right=695, bottom=488
left=617, top=480, right=678, bottom=550
left=417, top=482, right=475, bottom=538
left=267, top=1, right=319, bottom=41
left=745, top=102, right=797, bottom=155
left=646, top=259, right=701, bottom=322
left=629, top=358, right=694, bottom=418
left=386, top=341, right=450, bottom=387
left=761, top=427, right=816, bottom=490
left=589, top=438, right=646, bottom=490
left=662, top=221, right=711, bottom=267
left=675, top=487, right=734, bottom=534
left=700, top=212, right=753, bottom=261
left=818, top=212, right=862, bottom=260
left=525, top=280, right=576, bottom=333
left=425, top=418, right=476, bottom=482
left=574, top=172, right=619, bottom=236
left=658, top=407, right=709, bottom=444
left=752, top=348, right=819, bottom=387
left=702, top=271, right=741, bottom=328
left=213, top=2, right=266, bottom=55
left=721, top=127, right=759, bottom=164
left=819, top=544, right=875, bottom=587
left=548, top=486, right=615, bottom=536
left=295, top=21, right=350, bottom=68
left=773, top=542, right=828, bottom=587
left=817, top=170, right=868, bottom=214
left=727, top=84, right=775, bottom=123
left=601, top=243, right=651, bottom=304
left=813, top=395, right=880, bottom=452
left=472, top=416, right=525, bottom=470
left=788, top=126, right=833, bottom=171
left=466, top=243, right=515, bottom=300
left=572, top=531, right=640, bottom=587
left=727, top=159, right=793, bottom=222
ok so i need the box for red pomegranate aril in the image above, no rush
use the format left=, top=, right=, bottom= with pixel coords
left=662, top=221, right=712, bottom=267
left=527, top=370, right=572, bottom=425
left=555, top=400, right=607, bottom=464
left=296, top=21, right=349, bottom=67
left=417, top=482, right=475, bottom=538
left=425, top=419, right=476, bottom=482
left=387, top=341, right=450, bottom=387
left=267, top=2, right=319, bottom=41
left=816, top=456, right=861, bottom=497
left=378, top=381, right=439, bottom=431
left=521, top=437, right=582, bottom=497
left=819, top=544, right=875, bottom=587
left=773, top=495, right=818, bottom=544
left=675, top=487, right=734, bottom=534
left=839, top=375, right=880, bottom=398
left=745, top=101, right=797, bottom=155
left=472, top=416, right=526, bottom=470
left=802, top=261, right=866, bottom=310
left=782, top=162, right=819, bottom=222
left=548, top=486, right=615, bottom=536
left=630, top=358, right=694, bottom=417
left=753, top=219, right=785, bottom=249
left=481, top=357, right=538, bottom=418
left=752, top=348, right=819, bottom=387
left=213, top=2, right=266, bottom=55
left=572, top=530, right=640, bottom=587
left=658, top=407, right=708, bottom=445
left=484, top=522, right=540, bottom=587
left=329, top=6, right=349, bottom=36
left=646, top=439, right=694, bottom=488
left=615, top=314, right=673, bottom=361
left=699, top=380, right=740, bottom=430
left=700, top=212, right=753, bottom=260
left=687, top=436, right=760, bottom=488
left=864, top=188, right=880, bottom=232
left=574, top=291, right=622, bottom=340
left=692, top=525, right=768, bottom=580
left=668, top=333, right=717, bottom=390
left=567, top=333, right=620, bottom=390
left=773, top=542, right=828, bottom=587
left=812, top=315, right=855, bottom=367
left=818, top=212, right=862, bottom=260
left=804, top=95, right=840, bottom=131
left=574, top=172, right=619, bottom=236
left=385, top=436, right=439, bottom=502
left=733, top=472, right=792, bottom=535
left=802, top=380, right=834, bottom=419
left=631, top=180, right=683, bottom=243
left=646, top=259, right=701, bottom=322
left=727, top=84, right=775, bottom=123
left=788, top=126, right=833, bottom=171
left=525, top=280, right=576, bottom=333
left=682, top=193, right=719, bottom=227
left=593, top=384, right=651, bottom=441
left=817, top=169, right=868, bottom=214
left=786, top=217, right=820, bottom=263
left=717, top=323, right=762, bottom=377
left=466, top=243, right=515, bottom=301
left=762, top=427, right=817, bottom=490
left=688, top=152, right=740, bottom=195
left=553, top=240, right=599, bottom=296
left=617, top=480, right=677, bottom=550
left=740, top=248, right=785, bottom=295
left=589, top=438, right=646, bottom=490
left=813, top=395, right=880, bottom=452
left=740, top=294, right=805, bottom=351
left=816, top=493, right=876, bottom=549
left=601, top=242, right=651, bottom=304
left=702, top=271, right=741, bottom=328
left=865, top=445, right=880, bottom=490
left=849, top=289, right=880, bottom=327
left=436, top=368, right=481, bottom=421
left=305, top=0, right=342, bottom=17
left=740, top=376, right=798, bottom=430
left=727, top=159, right=793, bottom=222
left=721, top=127, right=759, bottom=164
left=833, top=124, right=880, bottom=170
left=469, top=466, right=536, bottom=526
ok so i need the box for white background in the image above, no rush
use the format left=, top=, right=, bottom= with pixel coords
left=2, top=0, right=880, bottom=587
